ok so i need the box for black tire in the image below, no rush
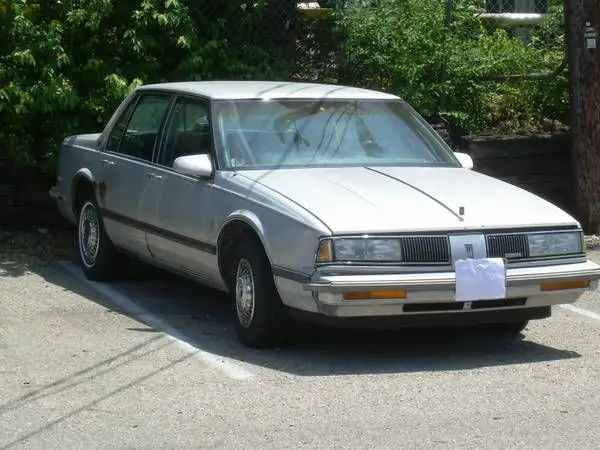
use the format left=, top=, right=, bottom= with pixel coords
left=75, top=194, right=121, bottom=281
left=229, top=236, right=288, bottom=348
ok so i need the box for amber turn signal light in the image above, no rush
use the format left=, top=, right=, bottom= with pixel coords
left=540, top=280, right=591, bottom=292
left=316, top=240, right=333, bottom=263
left=343, top=290, right=407, bottom=300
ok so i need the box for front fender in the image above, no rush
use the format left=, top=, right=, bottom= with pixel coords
left=217, top=207, right=323, bottom=278
left=218, top=209, right=272, bottom=261
left=217, top=209, right=322, bottom=313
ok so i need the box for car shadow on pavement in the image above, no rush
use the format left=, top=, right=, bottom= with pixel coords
left=40, top=261, right=581, bottom=377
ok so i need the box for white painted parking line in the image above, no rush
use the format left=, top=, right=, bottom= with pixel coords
left=560, top=304, right=600, bottom=322
left=56, top=261, right=256, bottom=381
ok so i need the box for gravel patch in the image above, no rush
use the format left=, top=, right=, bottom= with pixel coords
left=0, top=227, right=75, bottom=276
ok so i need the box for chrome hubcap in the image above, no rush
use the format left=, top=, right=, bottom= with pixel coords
left=235, top=259, right=255, bottom=328
left=78, top=202, right=100, bottom=268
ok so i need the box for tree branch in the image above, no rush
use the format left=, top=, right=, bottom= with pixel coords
left=479, top=55, right=568, bottom=82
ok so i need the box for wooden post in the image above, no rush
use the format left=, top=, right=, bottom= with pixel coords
left=565, top=0, right=600, bottom=232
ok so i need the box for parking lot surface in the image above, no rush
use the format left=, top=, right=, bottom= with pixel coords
left=2, top=253, right=600, bottom=449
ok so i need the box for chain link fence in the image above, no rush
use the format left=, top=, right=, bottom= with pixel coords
left=201, top=1, right=298, bottom=56
left=201, top=0, right=550, bottom=83
left=483, top=0, right=548, bottom=14
left=199, top=1, right=342, bottom=81
left=189, top=1, right=339, bottom=81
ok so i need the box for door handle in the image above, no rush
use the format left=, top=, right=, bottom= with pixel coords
left=100, top=159, right=115, bottom=167
left=146, top=173, right=163, bottom=179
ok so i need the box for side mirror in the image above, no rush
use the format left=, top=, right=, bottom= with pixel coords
left=454, top=152, right=474, bottom=170
left=173, top=154, right=213, bottom=178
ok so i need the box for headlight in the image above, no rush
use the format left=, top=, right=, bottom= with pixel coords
left=316, top=238, right=402, bottom=263
left=528, top=231, right=583, bottom=258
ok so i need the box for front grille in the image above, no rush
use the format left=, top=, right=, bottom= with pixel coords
left=400, top=236, right=450, bottom=264
left=486, top=233, right=529, bottom=261
left=330, top=230, right=579, bottom=266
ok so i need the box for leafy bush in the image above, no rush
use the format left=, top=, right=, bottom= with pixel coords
left=0, top=0, right=293, bottom=171
left=335, top=0, right=567, bottom=135
left=0, top=0, right=568, bottom=172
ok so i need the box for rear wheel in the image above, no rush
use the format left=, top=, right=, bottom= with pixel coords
left=229, top=237, right=287, bottom=348
left=76, top=194, right=120, bottom=281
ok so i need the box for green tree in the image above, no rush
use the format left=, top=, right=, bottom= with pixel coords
left=0, top=0, right=293, bottom=170
left=336, top=0, right=567, bottom=134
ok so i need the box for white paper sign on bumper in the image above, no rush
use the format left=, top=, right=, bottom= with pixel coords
left=455, top=257, right=506, bottom=302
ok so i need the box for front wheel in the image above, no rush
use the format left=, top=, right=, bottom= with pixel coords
left=76, top=196, right=120, bottom=281
left=229, top=237, right=288, bottom=348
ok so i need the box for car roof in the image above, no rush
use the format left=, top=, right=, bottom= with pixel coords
left=138, top=81, right=401, bottom=101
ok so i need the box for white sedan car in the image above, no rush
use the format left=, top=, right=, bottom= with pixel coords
left=50, top=81, right=600, bottom=348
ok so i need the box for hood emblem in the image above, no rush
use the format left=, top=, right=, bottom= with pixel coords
left=465, top=243, right=474, bottom=259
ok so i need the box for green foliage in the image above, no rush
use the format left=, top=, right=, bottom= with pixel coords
left=336, top=0, right=568, bottom=135
left=0, top=0, right=293, bottom=170
left=0, top=0, right=569, bottom=171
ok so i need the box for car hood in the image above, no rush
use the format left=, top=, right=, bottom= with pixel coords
left=237, top=166, right=578, bottom=234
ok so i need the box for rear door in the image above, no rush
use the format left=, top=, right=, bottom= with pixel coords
left=98, top=92, right=174, bottom=256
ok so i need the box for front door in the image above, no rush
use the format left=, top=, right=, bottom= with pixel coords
left=98, top=92, right=173, bottom=257
left=141, top=96, right=222, bottom=287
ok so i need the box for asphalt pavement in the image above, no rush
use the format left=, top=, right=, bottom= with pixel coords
left=2, top=253, right=600, bottom=449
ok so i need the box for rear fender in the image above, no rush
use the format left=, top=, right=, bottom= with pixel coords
left=70, top=168, right=98, bottom=216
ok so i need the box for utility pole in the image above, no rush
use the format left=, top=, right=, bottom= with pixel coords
left=565, top=0, right=600, bottom=233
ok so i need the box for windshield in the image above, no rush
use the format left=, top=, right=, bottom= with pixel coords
left=212, top=99, right=459, bottom=170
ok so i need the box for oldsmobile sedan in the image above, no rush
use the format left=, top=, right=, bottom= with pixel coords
left=50, top=81, right=600, bottom=348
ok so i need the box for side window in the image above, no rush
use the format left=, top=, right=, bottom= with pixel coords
left=105, top=97, right=137, bottom=153
left=118, top=94, right=172, bottom=161
left=159, top=98, right=211, bottom=167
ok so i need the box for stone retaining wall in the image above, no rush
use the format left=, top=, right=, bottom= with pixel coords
left=458, top=132, right=574, bottom=216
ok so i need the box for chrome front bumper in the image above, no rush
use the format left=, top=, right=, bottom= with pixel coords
left=296, top=260, right=600, bottom=318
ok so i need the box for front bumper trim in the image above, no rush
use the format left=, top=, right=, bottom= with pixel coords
left=290, top=305, right=552, bottom=329
left=304, top=260, right=600, bottom=293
